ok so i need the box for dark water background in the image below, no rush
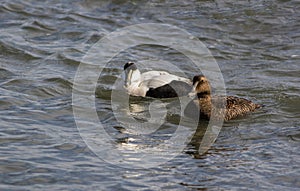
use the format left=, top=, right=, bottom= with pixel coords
left=0, top=0, right=299, bottom=190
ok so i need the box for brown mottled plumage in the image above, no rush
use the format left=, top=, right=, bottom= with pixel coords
left=185, top=75, right=261, bottom=121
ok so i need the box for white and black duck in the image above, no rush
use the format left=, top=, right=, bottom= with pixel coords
left=123, top=62, right=192, bottom=98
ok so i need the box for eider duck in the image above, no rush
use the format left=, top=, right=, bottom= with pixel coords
left=185, top=75, right=261, bottom=121
left=123, top=62, right=192, bottom=98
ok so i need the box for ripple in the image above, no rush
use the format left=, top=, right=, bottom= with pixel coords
left=0, top=160, right=31, bottom=174
left=21, top=20, right=56, bottom=32
left=0, top=0, right=299, bottom=190
left=0, top=38, right=41, bottom=60
left=0, top=68, right=15, bottom=82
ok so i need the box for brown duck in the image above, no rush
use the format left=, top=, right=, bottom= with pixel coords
left=185, top=75, right=261, bottom=121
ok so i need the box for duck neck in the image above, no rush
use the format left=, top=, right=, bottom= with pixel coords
left=197, top=91, right=211, bottom=99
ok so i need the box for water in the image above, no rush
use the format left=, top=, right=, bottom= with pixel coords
left=1, top=0, right=299, bottom=190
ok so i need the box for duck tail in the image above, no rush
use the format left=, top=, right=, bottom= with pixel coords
left=256, top=103, right=264, bottom=109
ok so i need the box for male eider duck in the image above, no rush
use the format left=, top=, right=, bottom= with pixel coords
left=185, top=75, right=261, bottom=121
left=123, top=62, right=192, bottom=98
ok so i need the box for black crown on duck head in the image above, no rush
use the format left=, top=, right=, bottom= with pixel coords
left=124, top=62, right=137, bottom=70
left=192, top=75, right=206, bottom=85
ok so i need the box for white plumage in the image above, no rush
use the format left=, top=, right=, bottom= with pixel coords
left=123, top=62, right=192, bottom=98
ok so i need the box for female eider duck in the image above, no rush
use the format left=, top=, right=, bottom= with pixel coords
left=123, top=62, right=192, bottom=98
left=185, top=75, right=261, bottom=121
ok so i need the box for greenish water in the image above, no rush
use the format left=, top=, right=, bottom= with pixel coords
left=0, top=0, right=299, bottom=190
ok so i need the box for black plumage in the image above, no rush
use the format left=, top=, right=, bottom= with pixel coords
left=146, top=80, right=192, bottom=98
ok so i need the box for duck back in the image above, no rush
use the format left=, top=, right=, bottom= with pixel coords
left=222, top=96, right=261, bottom=120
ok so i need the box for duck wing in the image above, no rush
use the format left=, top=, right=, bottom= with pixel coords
left=225, top=96, right=259, bottom=110
left=141, top=71, right=191, bottom=89
left=224, top=96, right=260, bottom=120
left=209, top=96, right=261, bottom=120
left=141, top=71, right=168, bottom=81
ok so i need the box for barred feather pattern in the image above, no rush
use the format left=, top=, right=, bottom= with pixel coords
left=199, top=95, right=261, bottom=121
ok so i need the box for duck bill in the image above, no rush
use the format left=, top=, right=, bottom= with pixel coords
left=124, top=69, right=133, bottom=87
left=188, top=81, right=199, bottom=98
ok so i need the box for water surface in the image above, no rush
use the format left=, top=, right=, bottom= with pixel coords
left=0, top=0, right=299, bottom=190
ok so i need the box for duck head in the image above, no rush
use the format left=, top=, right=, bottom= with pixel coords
left=189, top=75, right=211, bottom=98
left=123, top=62, right=141, bottom=87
